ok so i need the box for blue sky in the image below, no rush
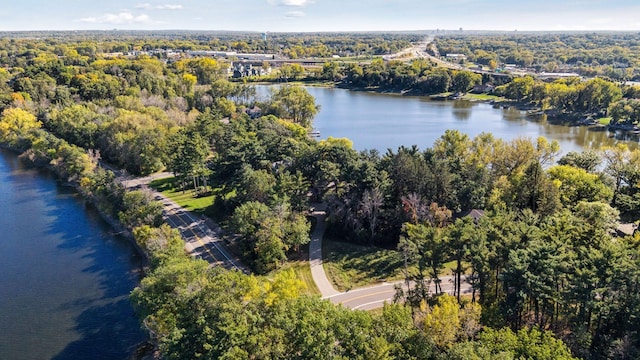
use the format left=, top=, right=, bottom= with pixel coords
left=1, top=0, right=639, bottom=32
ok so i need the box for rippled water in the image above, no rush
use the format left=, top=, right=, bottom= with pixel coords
left=0, top=149, right=145, bottom=360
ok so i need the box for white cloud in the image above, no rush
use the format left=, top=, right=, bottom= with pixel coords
left=136, top=3, right=183, bottom=10
left=79, top=11, right=151, bottom=24
left=282, top=0, right=313, bottom=6
left=285, top=10, right=306, bottom=18
left=157, top=4, right=183, bottom=10
left=268, top=0, right=314, bottom=7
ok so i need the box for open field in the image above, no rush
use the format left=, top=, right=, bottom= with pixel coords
left=322, top=238, right=406, bottom=291
left=149, top=177, right=216, bottom=215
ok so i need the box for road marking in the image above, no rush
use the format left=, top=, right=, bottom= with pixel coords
left=159, top=193, right=246, bottom=273
left=337, top=288, right=397, bottom=305
left=352, top=299, right=391, bottom=310
left=163, top=205, right=222, bottom=265
left=323, top=282, right=401, bottom=299
left=109, top=166, right=245, bottom=271
left=179, top=207, right=244, bottom=272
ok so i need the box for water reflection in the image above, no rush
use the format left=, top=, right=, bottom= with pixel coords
left=292, top=86, right=640, bottom=154
left=0, top=149, right=145, bottom=360
left=253, top=85, right=640, bottom=153
left=452, top=100, right=472, bottom=121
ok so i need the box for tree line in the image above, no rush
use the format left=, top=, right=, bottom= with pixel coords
left=129, top=209, right=579, bottom=359
left=434, top=32, right=640, bottom=81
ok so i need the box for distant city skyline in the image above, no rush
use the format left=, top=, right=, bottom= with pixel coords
left=1, top=0, right=640, bottom=32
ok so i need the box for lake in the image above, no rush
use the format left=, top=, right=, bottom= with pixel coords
left=259, top=85, right=638, bottom=154
left=0, top=149, right=145, bottom=360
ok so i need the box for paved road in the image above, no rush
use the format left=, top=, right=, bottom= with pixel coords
left=308, top=205, right=340, bottom=297
left=154, top=191, right=247, bottom=272
left=107, top=166, right=248, bottom=273
left=326, top=276, right=473, bottom=310
left=309, top=203, right=473, bottom=310
left=385, top=36, right=513, bottom=78
left=117, top=166, right=472, bottom=307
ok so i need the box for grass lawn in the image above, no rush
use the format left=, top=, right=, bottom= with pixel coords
left=598, top=117, right=612, bottom=125
left=322, top=238, right=467, bottom=292
left=322, top=239, right=406, bottom=291
left=462, top=93, right=504, bottom=101
left=149, top=177, right=215, bottom=215
left=287, top=80, right=337, bottom=88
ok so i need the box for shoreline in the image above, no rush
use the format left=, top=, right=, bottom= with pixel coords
left=256, top=80, right=602, bottom=127
left=0, top=144, right=154, bottom=360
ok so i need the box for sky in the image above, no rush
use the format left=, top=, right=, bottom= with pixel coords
left=1, top=0, right=640, bottom=32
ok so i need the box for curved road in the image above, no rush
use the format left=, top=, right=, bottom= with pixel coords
left=326, top=276, right=472, bottom=311
left=119, top=168, right=469, bottom=308
left=309, top=207, right=472, bottom=310
left=308, top=205, right=340, bottom=297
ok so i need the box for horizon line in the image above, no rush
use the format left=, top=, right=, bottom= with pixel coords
left=1, top=28, right=640, bottom=33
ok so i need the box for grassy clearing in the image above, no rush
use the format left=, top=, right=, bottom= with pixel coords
left=149, top=177, right=215, bottom=215
left=598, top=117, right=612, bottom=125
left=430, top=92, right=453, bottom=98
left=287, top=80, right=337, bottom=88
left=462, top=93, right=504, bottom=101
left=150, top=176, right=318, bottom=294
left=322, top=238, right=467, bottom=292
left=322, top=239, right=406, bottom=291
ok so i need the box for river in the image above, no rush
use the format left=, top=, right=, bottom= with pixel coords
left=259, top=85, right=639, bottom=153
left=0, top=149, right=145, bottom=360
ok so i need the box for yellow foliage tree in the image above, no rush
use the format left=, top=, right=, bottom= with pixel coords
left=243, top=269, right=306, bottom=306
left=423, top=294, right=482, bottom=348
left=0, top=107, right=41, bottom=146
left=423, top=294, right=460, bottom=348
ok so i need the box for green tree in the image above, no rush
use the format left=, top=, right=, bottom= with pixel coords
left=48, top=104, right=101, bottom=148
left=235, top=164, right=276, bottom=205
left=547, top=164, right=613, bottom=206
left=423, top=294, right=482, bottom=349
left=168, top=127, right=210, bottom=193
left=118, top=190, right=163, bottom=229
left=576, top=77, right=622, bottom=114
left=400, top=223, right=449, bottom=301
left=322, top=61, right=342, bottom=81
left=451, top=70, right=482, bottom=93
left=602, top=144, right=640, bottom=213
left=557, top=150, right=601, bottom=172
left=464, top=327, right=578, bottom=360
left=133, top=224, right=187, bottom=267
left=504, top=76, right=535, bottom=100
left=269, top=85, right=319, bottom=128
left=231, top=201, right=310, bottom=273
left=447, top=217, right=475, bottom=302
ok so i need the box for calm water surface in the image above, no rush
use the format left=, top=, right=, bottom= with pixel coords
left=0, top=149, right=145, bottom=360
left=260, top=85, right=639, bottom=153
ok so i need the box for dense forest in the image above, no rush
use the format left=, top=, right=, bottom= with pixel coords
left=1, top=32, right=640, bottom=359
left=433, top=32, right=640, bottom=80
left=0, top=30, right=417, bottom=59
